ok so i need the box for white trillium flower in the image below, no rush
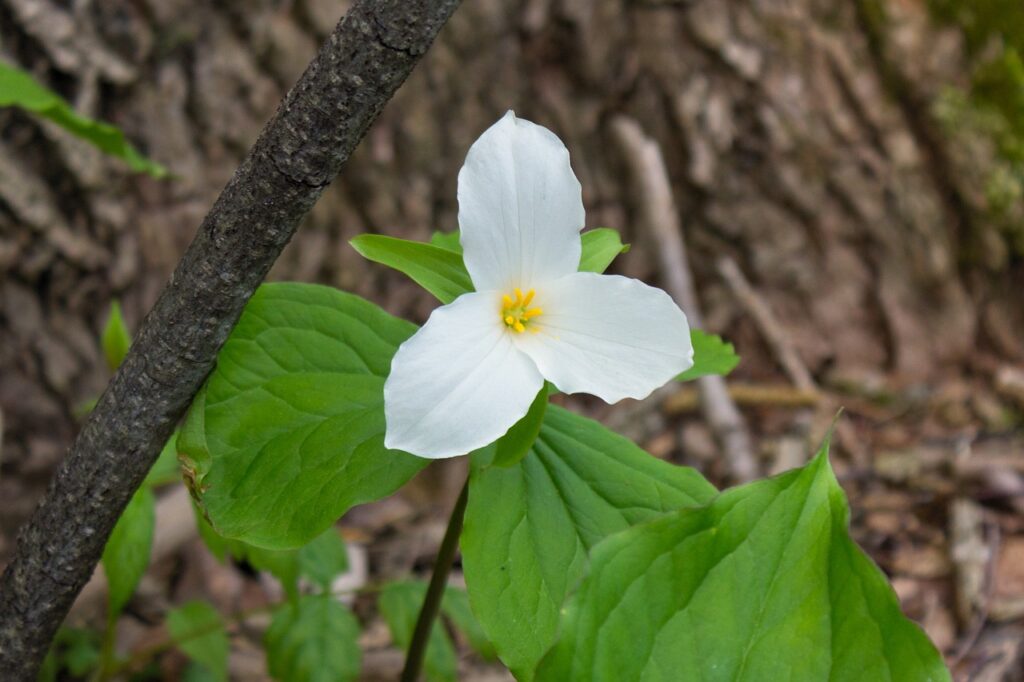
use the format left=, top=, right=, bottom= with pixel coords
left=383, top=111, right=693, bottom=459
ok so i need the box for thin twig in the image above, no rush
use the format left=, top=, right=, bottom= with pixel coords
left=716, top=257, right=816, bottom=393
left=609, top=115, right=758, bottom=482
left=0, top=2, right=460, bottom=678
left=951, top=506, right=1000, bottom=667
left=401, top=479, right=470, bottom=682
left=663, top=383, right=820, bottom=414
left=717, top=256, right=820, bottom=471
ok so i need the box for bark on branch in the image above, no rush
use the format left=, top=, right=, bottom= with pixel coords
left=0, top=1, right=459, bottom=677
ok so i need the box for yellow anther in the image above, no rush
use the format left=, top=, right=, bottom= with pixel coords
left=500, top=287, right=543, bottom=333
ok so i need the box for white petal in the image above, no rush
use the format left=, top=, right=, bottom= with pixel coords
left=458, top=111, right=584, bottom=292
left=514, top=272, right=693, bottom=403
left=384, top=291, right=545, bottom=459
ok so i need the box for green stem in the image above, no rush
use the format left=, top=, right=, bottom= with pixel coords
left=92, top=615, right=117, bottom=682
left=401, top=478, right=470, bottom=682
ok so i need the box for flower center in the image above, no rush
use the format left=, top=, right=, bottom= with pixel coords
left=501, top=288, right=542, bottom=333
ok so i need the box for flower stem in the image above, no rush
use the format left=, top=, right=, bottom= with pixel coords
left=401, top=478, right=470, bottom=682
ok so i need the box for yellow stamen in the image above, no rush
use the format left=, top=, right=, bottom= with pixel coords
left=500, top=287, right=543, bottom=333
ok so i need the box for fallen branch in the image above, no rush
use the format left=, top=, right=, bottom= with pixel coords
left=664, top=383, right=821, bottom=414
left=0, top=1, right=459, bottom=677
left=610, top=115, right=758, bottom=483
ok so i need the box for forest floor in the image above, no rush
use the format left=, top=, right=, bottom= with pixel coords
left=6, top=348, right=1023, bottom=680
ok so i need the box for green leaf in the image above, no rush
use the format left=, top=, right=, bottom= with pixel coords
left=676, top=329, right=740, bottom=381
left=40, top=627, right=102, bottom=680
left=536, top=440, right=951, bottom=681
left=180, top=283, right=427, bottom=549
left=429, top=230, right=463, bottom=254
left=578, top=228, right=629, bottom=273
left=101, top=301, right=131, bottom=372
left=265, top=594, right=361, bottom=682
left=0, top=61, right=167, bottom=178
left=197, top=512, right=347, bottom=596
left=38, top=649, right=57, bottom=682
left=378, top=582, right=457, bottom=682
left=473, top=387, right=552, bottom=466
left=166, top=601, right=229, bottom=682
left=182, top=662, right=221, bottom=682
left=194, top=509, right=301, bottom=594
left=461, top=405, right=716, bottom=679
left=143, top=434, right=181, bottom=487
left=350, top=235, right=474, bottom=304
left=441, top=587, right=496, bottom=661
left=297, top=528, right=349, bottom=591
left=102, top=486, right=155, bottom=617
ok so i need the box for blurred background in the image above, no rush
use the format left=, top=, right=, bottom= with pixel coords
left=2, top=0, right=1023, bottom=679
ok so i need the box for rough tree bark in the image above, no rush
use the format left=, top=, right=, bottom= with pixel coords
left=0, top=0, right=459, bottom=677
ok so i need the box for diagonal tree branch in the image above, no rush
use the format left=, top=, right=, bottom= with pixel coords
left=0, top=1, right=459, bottom=677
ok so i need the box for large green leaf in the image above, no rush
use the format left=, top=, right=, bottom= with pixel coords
left=350, top=235, right=473, bottom=304
left=101, top=486, right=155, bottom=617
left=378, top=581, right=458, bottom=682
left=0, top=61, right=166, bottom=177
left=461, top=405, right=716, bottom=679
left=266, top=595, right=361, bottom=682
left=536, top=442, right=951, bottom=681
left=166, top=602, right=229, bottom=682
left=676, top=329, right=740, bottom=381
left=179, top=283, right=427, bottom=549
